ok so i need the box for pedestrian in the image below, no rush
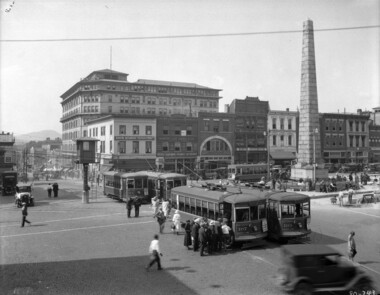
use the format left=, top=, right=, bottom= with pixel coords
left=348, top=187, right=354, bottom=205
left=338, top=190, right=344, bottom=207
left=348, top=231, right=357, bottom=262
left=47, top=183, right=52, bottom=198
left=162, top=199, right=169, bottom=218
left=172, top=210, right=181, bottom=235
left=151, top=196, right=159, bottom=216
left=52, top=183, right=59, bottom=197
left=191, top=218, right=200, bottom=252
left=126, top=197, right=134, bottom=218
left=199, top=223, right=208, bottom=256
left=21, top=203, right=31, bottom=227
left=145, top=234, right=163, bottom=271
left=134, top=197, right=141, bottom=217
left=183, top=220, right=192, bottom=250
left=154, top=208, right=166, bottom=234
left=222, top=221, right=232, bottom=249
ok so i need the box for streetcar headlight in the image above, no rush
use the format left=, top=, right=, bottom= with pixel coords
left=262, top=219, right=268, bottom=232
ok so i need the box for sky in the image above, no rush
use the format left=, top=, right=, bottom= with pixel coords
left=0, top=0, right=379, bottom=137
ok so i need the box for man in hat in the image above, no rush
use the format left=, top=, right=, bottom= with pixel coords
left=21, top=202, right=31, bottom=227
left=191, top=218, right=200, bottom=252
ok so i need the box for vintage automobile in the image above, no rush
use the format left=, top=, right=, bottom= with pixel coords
left=15, top=183, right=34, bottom=207
left=276, top=244, right=374, bottom=295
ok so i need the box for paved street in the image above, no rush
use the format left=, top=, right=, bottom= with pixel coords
left=1, top=179, right=379, bottom=295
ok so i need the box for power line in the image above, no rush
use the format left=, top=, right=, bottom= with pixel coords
left=1, top=25, right=379, bottom=43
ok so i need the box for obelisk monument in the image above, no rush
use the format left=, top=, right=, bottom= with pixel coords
left=292, top=19, right=327, bottom=181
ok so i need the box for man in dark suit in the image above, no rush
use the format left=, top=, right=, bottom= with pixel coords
left=126, top=198, right=134, bottom=218
left=133, top=197, right=141, bottom=217
left=199, top=223, right=207, bottom=256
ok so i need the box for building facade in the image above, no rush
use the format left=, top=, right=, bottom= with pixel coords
left=60, top=69, right=221, bottom=168
left=320, top=112, right=370, bottom=164
left=226, top=96, right=269, bottom=164
left=268, top=109, right=298, bottom=165
left=0, top=132, right=16, bottom=173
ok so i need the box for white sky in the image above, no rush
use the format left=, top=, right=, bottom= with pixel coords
left=0, top=0, right=379, bottom=136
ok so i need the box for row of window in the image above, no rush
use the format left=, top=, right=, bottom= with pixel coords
left=272, top=118, right=294, bottom=130
left=348, top=121, right=366, bottom=132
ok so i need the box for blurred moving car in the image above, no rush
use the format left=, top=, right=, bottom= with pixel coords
left=15, top=183, right=34, bottom=207
left=276, top=244, right=374, bottom=295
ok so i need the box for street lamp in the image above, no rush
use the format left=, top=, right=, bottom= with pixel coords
left=312, top=128, right=319, bottom=186
left=263, top=131, right=270, bottom=182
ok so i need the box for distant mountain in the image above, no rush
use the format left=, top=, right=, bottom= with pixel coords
left=15, top=130, right=61, bottom=143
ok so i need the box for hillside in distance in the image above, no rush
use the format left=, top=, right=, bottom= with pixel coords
left=15, top=130, right=61, bottom=143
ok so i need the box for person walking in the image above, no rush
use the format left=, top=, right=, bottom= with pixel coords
left=172, top=210, right=181, bottom=235
left=338, top=190, right=344, bottom=207
left=191, top=219, right=200, bottom=252
left=134, top=197, right=141, bottom=217
left=146, top=234, right=163, bottom=271
left=154, top=208, right=166, bottom=234
left=348, top=231, right=357, bottom=262
left=52, top=183, right=59, bottom=197
left=183, top=220, right=192, bottom=250
left=47, top=183, right=52, bottom=198
left=126, top=197, right=134, bottom=218
left=199, top=223, right=208, bottom=256
left=151, top=197, right=159, bottom=216
left=348, top=187, right=354, bottom=205
left=162, top=199, right=169, bottom=218
left=21, top=203, right=31, bottom=227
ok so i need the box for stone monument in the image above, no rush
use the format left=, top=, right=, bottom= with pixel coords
left=291, top=19, right=328, bottom=182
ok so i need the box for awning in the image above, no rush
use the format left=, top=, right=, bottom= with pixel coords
left=270, top=151, right=296, bottom=160
left=99, top=164, right=114, bottom=174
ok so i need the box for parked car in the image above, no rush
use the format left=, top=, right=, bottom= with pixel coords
left=276, top=244, right=374, bottom=295
left=15, top=183, right=34, bottom=207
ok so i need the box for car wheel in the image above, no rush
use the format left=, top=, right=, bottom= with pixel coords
left=294, top=282, right=313, bottom=295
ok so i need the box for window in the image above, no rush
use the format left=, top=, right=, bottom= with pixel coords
left=110, top=140, right=113, bottom=152
left=175, top=127, right=180, bottom=135
left=101, top=126, right=106, bottom=136
left=280, top=118, right=284, bottom=130
left=83, top=130, right=87, bottom=137
left=162, top=142, right=169, bottom=151
left=100, top=141, right=105, bottom=153
left=145, top=141, right=152, bottom=153
left=186, top=142, right=192, bottom=151
left=133, top=125, right=139, bottom=135
left=174, top=142, right=181, bottom=151
left=146, top=126, right=152, bottom=135
left=361, top=121, right=365, bottom=132
left=288, top=135, right=292, bottom=146
left=213, top=123, right=219, bottom=133
left=110, top=125, right=113, bottom=135
left=119, top=125, right=126, bottom=135
left=272, top=118, right=277, bottom=129
left=204, top=120, right=210, bottom=131
left=288, top=119, right=292, bottom=130
left=118, top=141, right=126, bottom=153
left=236, top=208, right=249, bottom=222
left=108, top=106, right=112, bottom=113
left=163, top=126, right=169, bottom=135
left=222, top=120, right=229, bottom=132
left=273, top=135, right=277, bottom=146
left=186, top=126, right=192, bottom=135
left=133, top=141, right=139, bottom=153
left=108, top=95, right=112, bottom=102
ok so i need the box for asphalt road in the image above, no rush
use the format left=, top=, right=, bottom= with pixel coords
left=1, top=179, right=379, bottom=295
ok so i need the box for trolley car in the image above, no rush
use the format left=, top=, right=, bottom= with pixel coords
left=266, top=191, right=311, bottom=242
left=228, top=163, right=268, bottom=183
left=103, top=171, right=187, bottom=203
left=170, top=185, right=268, bottom=245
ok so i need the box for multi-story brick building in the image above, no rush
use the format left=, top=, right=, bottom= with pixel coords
left=0, top=132, right=16, bottom=173
left=60, top=69, right=221, bottom=168
left=368, top=106, right=380, bottom=163
left=320, top=111, right=370, bottom=164
left=267, top=108, right=298, bottom=166
left=225, top=96, right=269, bottom=164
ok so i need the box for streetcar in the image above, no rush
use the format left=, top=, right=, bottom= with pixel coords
left=266, top=191, right=311, bottom=242
left=103, top=171, right=187, bottom=203
left=0, top=171, right=18, bottom=196
left=228, top=163, right=268, bottom=183
left=170, top=185, right=268, bottom=245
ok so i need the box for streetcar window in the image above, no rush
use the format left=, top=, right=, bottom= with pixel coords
left=184, top=197, right=190, bottom=213
left=250, top=205, right=258, bottom=220
left=223, top=203, right=232, bottom=221
left=167, top=180, right=174, bottom=190
left=135, top=178, right=143, bottom=189
left=202, top=201, right=208, bottom=218
left=208, top=202, right=215, bottom=220
left=215, top=202, right=220, bottom=219
left=196, top=199, right=202, bottom=216
left=174, top=179, right=182, bottom=187
left=179, top=195, right=185, bottom=211
left=258, top=204, right=266, bottom=219
left=127, top=179, right=134, bottom=189
left=236, top=208, right=249, bottom=222
left=190, top=198, right=195, bottom=214
left=281, top=204, right=296, bottom=218
left=302, top=202, right=310, bottom=217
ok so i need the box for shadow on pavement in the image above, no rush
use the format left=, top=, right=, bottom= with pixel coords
left=1, top=255, right=197, bottom=295
left=310, top=231, right=346, bottom=245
